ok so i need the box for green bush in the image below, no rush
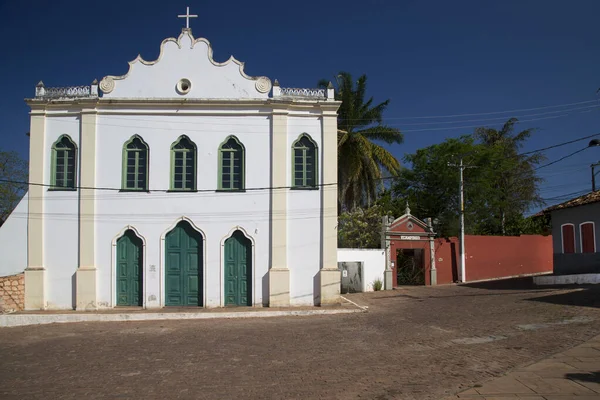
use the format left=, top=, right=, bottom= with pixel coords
left=372, top=278, right=383, bottom=291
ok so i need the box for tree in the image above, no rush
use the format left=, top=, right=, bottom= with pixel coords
left=473, top=118, right=544, bottom=235
left=338, top=205, right=387, bottom=249
left=318, top=72, right=403, bottom=211
left=0, top=151, right=28, bottom=226
left=392, top=136, right=485, bottom=237
left=391, top=120, right=544, bottom=237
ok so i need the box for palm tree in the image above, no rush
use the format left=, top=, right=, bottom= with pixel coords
left=319, top=72, right=403, bottom=211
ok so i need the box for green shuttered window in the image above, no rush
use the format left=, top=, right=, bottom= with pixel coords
left=51, top=135, right=77, bottom=190
left=292, top=134, right=318, bottom=188
left=219, top=136, right=245, bottom=191
left=122, top=136, right=149, bottom=191
left=171, top=136, right=197, bottom=191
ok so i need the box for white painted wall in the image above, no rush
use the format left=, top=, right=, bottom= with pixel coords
left=337, top=249, right=386, bottom=292
left=34, top=107, right=327, bottom=309
left=287, top=117, right=323, bottom=305
left=94, top=113, right=272, bottom=309
left=44, top=116, right=80, bottom=309
left=0, top=193, right=28, bottom=277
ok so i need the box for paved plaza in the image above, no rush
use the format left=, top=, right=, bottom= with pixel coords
left=453, top=333, right=600, bottom=399
left=1, top=279, right=600, bottom=399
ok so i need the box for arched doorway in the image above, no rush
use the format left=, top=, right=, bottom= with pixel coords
left=165, top=221, right=203, bottom=306
left=116, top=229, right=143, bottom=306
left=224, top=230, right=252, bottom=306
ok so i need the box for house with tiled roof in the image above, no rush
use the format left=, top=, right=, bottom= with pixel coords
left=542, top=191, right=600, bottom=275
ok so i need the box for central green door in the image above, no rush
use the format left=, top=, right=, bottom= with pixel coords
left=165, top=221, right=203, bottom=306
left=116, top=230, right=143, bottom=306
left=224, top=230, right=252, bottom=306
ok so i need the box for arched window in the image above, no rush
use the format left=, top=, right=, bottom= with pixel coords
left=219, top=136, right=245, bottom=191
left=580, top=222, right=596, bottom=253
left=292, top=134, right=318, bottom=188
left=51, top=135, right=77, bottom=189
left=561, top=223, right=575, bottom=254
left=122, top=135, right=149, bottom=191
left=171, top=136, right=197, bottom=191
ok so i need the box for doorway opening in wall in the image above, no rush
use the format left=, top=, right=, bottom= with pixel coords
left=396, top=249, right=425, bottom=285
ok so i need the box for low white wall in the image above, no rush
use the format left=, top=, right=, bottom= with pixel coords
left=0, top=193, right=28, bottom=277
left=338, top=248, right=385, bottom=292
left=534, top=273, right=600, bottom=285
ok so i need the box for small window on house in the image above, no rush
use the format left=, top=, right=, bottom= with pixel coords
left=51, top=135, right=77, bottom=190
left=561, top=224, right=575, bottom=254
left=171, top=136, right=197, bottom=191
left=292, top=134, right=318, bottom=188
left=580, top=222, right=595, bottom=253
left=122, top=136, right=149, bottom=191
left=219, top=136, right=245, bottom=191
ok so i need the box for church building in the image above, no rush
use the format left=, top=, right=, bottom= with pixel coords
left=4, top=9, right=341, bottom=310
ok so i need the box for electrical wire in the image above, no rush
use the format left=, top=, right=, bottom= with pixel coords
left=535, top=148, right=588, bottom=171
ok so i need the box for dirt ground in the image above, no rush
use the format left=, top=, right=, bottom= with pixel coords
left=1, top=279, right=599, bottom=399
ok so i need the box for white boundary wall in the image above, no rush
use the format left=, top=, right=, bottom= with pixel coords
left=0, top=193, right=27, bottom=277
left=338, top=249, right=385, bottom=292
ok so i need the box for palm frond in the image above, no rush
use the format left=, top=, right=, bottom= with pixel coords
left=370, top=142, right=401, bottom=175
left=357, top=126, right=404, bottom=145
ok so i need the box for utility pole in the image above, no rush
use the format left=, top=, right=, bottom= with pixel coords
left=591, top=162, right=600, bottom=191
left=448, top=157, right=477, bottom=283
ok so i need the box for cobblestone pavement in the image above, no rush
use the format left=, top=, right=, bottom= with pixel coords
left=1, top=279, right=600, bottom=400
left=453, top=333, right=600, bottom=399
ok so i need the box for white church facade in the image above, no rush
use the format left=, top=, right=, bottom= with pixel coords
left=4, top=15, right=341, bottom=310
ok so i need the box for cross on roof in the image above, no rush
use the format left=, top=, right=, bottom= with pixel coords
left=178, top=6, right=197, bottom=29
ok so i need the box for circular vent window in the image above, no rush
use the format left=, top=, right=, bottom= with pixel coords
left=176, top=78, right=192, bottom=95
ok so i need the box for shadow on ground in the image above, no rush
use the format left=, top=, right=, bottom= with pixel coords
left=526, top=285, right=600, bottom=308
left=461, top=276, right=600, bottom=308
left=565, top=371, right=600, bottom=383
left=462, top=277, right=541, bottom=290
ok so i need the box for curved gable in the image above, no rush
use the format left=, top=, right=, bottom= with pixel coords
left=99, top=30, right=272, bottom=100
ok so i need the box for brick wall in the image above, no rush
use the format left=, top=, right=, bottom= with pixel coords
left=0, top=273, right=24, bottom=312
left=462, top=235, right=553, bottom=282
left=433, top=235, right=553, bottom=284
left=391, top=235, right=553, bottom=286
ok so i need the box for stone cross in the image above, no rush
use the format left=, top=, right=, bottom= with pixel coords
left=178, top=7, right=198, bottom=29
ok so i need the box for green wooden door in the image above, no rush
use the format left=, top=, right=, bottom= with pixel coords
left=224, top=231, right=252, bottom=306
left=116, top=230, right=143, bottom=306
left=165, top=221, right=203, bottom=306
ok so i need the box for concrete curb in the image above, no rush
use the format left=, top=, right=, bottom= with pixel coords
left=533, top=273, right=600, bottom=285
left=0, top=308, right=366, bottom=328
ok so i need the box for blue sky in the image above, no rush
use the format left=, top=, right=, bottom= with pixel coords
left=1, top=0, right=599, bottom=209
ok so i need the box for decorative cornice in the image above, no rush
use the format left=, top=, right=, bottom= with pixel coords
left=99, top=30, right=269, bottom=94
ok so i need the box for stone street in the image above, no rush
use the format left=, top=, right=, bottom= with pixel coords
left=1, top=279, right=600, bottom=399
left=453, top=333, right=600, bottom=399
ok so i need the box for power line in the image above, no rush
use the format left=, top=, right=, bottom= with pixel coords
left=400, top=113, right=585, bottom=133
left=542, top=189, right=589, bottom=201
left=390, top=104, right=598, bottom=126
left=0, top=178, right=339, bottom=193
left=79, top=103, right=598, bottom=128
left=534, top=148, right=588, bottom=171
left=522, top=133, right=600, bottom=155
left=21, top=101, right=596, bottom=135
left=344, top=99, right=599, bottom=121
